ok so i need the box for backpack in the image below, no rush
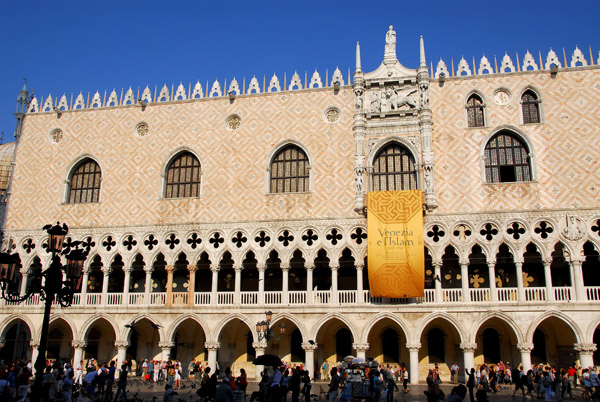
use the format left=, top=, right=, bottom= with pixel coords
left=542, top=377, right=550, bottom=387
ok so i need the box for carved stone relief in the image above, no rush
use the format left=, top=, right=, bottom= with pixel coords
left=367, top=86, right=419, bottom=114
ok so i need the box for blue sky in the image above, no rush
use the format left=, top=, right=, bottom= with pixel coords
left=1, top=1, right=599, bottom=143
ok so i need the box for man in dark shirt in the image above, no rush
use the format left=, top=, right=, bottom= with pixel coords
left=328, top=367, right=341, bottom=402
left=113, top=363, right=128, bottom=402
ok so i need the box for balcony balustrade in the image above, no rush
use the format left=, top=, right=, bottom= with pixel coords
left=1, top=286, right=596, bottom=308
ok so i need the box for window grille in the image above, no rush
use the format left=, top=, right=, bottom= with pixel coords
left=466, top=94, right=485, bottom=127
left=372, top=144, right=417, bottom=191
left=484, top=132, right=531, bottom=183
left=165, top=152, right=201, bottom=198
left=68, top=159, right=101, bottom=203
left=270, top=145, right=309, bottom=193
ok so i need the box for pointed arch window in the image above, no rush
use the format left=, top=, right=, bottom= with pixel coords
left=372, top=143, right=417, bottom=191
left=484, top=132, right=531, bottom=183
left=165, top=152, right=201, bottom=198
left=521, top=90, right=541, bottom=124
left=68, top=159, right=101, bottom=203
left=466, top=94, right=485, bottom=127
left=270, top=145, right=309, bottom=193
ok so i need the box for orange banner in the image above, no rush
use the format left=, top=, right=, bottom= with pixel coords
left=367, top=190, right=425, bottom=298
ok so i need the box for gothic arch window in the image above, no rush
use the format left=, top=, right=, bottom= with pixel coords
left=484, top=131, right=531, bottom=183
left=466, top=94, right=485, bottom=127
left=372, top=143, right=417, bottom=191
left=270, top=145, right=309, bottom=193
left=68, top=158, right=101, bottom=203
left=165, top=151, right=201, bottom=198
left=521, top=90, right=541, bottom=124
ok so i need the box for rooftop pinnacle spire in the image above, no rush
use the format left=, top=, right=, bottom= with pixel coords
left=420, top=35, right=426, bottom=67
left=356, top=42, right=362, bottom=72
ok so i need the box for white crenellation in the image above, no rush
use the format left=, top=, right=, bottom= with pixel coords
left=500, top=53, right=515, bottom=73
left=91, top=91, right=102, bottom=108
left=42, top=94, right=53, bottom=112
left=456, top=57, right=471, bottom=76
left=174, top=83, right=187, bottom=100
left=434, top=58, right=448, bottom=78
left=74, top=93, right=85, bottom=109
left=522, top=51, right=538, bottom=71
left=545, top=48, right=562, bottom=69
left=331, top=67, right=344, bottom=86
left=27, top=97, right=38, bottom=113
left=268, top=74, right=281, bottom=92
left=571, top=46, right=588, bottom=67
left=478, top=55, right=493, bottom=74
left=248, top=76, right=261, bottom=94
left=106, top=90, right=119, bottom=106
left=309, top=70, right=323, bottom=88
left=228, top=78, right=240, bottom=96
left=141, top=86, right=152, bottom=103
left=209, top=80, right=222, bottom=97
left=289, top=71, right=302, bottom=90
left=123, top=87, right=135, bottom=105
left=192, top=81, right=204, bottom=98
left=158, top=84, right=170, bottom=102
left=57, top=94, right=69, bottom=110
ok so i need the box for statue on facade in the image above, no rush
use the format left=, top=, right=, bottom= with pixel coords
left=354, top=87, right=364, bottom=110
left=385, top=26, right=396, bottom=56
left=419, top=82, right=429, bottom=109
left=563, top=216, right=584, bottom=241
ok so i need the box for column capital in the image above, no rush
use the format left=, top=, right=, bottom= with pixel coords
left=330, top=264, right=340, bottom=271
left=205, top=341, right=221, bottom=350
left=234, top=264, right=243, bottom=272
left=305, top=263, right=315, bottom=271
left=281, top=262, right=290, bottom=271
left=356, top=263, right=364, bottom=270
left=542, top=258, right=553, bottom=266
left=165, top=265, right=175, bottom=273
left=211, top=264, right=220, bottom=272
left=517, top=342, right=534, bottom=352
left=486, top=259, right=496, bottom=267
left=123, top=266, right=132, bottom=274
left=302, top=342, right=318, bottom=351
left=143, top=266, right=154, bottom=273
left=432, top=261, right=442, bottom=269
left=352, top=342, right=370, bottom=352
left=574, top=343, right=597, bottom=353
left=187, top=265, right=198, bottom=272
left=71, top=340, right=88, bottom=348
left=20, top=267, right=30, bottom=275
left=257, top=262, right=266, bottom=272
left=514, top=258, right=524, bottom=266
left=252, top=341, right=267, bottom=350
left=406, top=343, right=421, bottom=351
left=30, top=341, right=40, bottom=348
left=158, top=342, right=174, bottom=349
left=101, top=267, right=111, bottom=276
left=570, top=258, right=584, bottom=265
left=460, top=342, right=477, bottom=352
left=114, top=341, right=130, bottom=349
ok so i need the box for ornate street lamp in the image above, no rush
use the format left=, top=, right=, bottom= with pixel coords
left=256, top=310, right=286, bottom=353
left=0, top=222, right=88, bottom=402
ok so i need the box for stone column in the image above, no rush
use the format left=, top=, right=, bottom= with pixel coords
left=80, top=269, right=90, bottom=305
left=205, top=342, right=221, bottom=372
left=302, top=342, right=318, bottom=380
left=165, top=265, right=175, bottom=306
left=575, top=343, right=597, bottom=368
left=258, top=263, right=265, bottom=305
left=159, top=342, right=174, bottom=361
left=30, top=342, right=40, bottom=374
left=543, top=258, right=554, bottom=301
left=123, top=267, right=131, bottom=306
left=211, top=264, right=219, bottom=305
left=407, top=343, right=421, bottom=385
left=281, top=263, right=289, bottom=305
left=433, top=262, right=442, bottom=303
left=115, top=341, right=130, bottom=368
left=353, top=343, right=370, bottom=360
left=487, top=260, right=497, bottom=302
left=253, top=342, right=267, bottom=379
left=143, top=267, right=153, bottom=305
left=234, top=264, right=242, bottom=305
left=101, top=267, right=111, bottom=305
left=515, top=260, right=525, bottom=301
left=460, top=342, right=477, bottom=373
left=517, top=342, right=534, bottom=372
left=330, top=264, right=339, bottom=305
left=571, top=258, right=585, bottom=301
left=71, top=340, right=87, bottom=367
left=19, top=268, right=29, bottom=297
left=188, top=265, right=197, bottom=306
left=306, top=264, right=314, bottom=305
left=460, top=260, right=470, bottom=303
left=356, top=264, right=364, bottom=303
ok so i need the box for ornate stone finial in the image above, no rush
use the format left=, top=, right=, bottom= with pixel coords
left=456, top=57, right=472, bottom=76
left=268, top=74, right=281, bottom=92
left=228, top=78, right=241, bottom=96
left=289, top=71, right=302, bottom=90
left=384, top=25, right=396, bottom=62
left=356, top=42, right=362, bottom=72
left=107, top=90, right=118, bottom=106
left=545, top=48, right=562, bottom=70
left=571, top=46, right=588, bottom=67
left=192, top=81, right=204, bottom=98
left=248, top=76, right=261, bottom=94
left=57, top=94, right=68, bottom=110
left=435, top=59, right=449, bottom=78
left=522, top=51, right=538, bottom=71
left=309, top=70, right=323, bottom=88
left=175, top=83, right=187, bottom=100
left=479, top=55, right=493, bottom=74
left=500, top=53, right=515, bottom=73
left=141, top=86, right=153, bottom=103
left=331, top=68, right=344, bottom=86
left=158, top=84, right=170, bottom=102
left=419, top=36, right=426, bottom=66
left=42, top=94, right=54, bottom=112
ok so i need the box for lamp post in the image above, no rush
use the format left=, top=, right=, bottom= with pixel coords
left=0, top=222, right=88, bottom=402
left=256, top=310, right=286, bottom=354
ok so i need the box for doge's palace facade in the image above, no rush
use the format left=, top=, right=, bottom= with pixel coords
left=1, top=27, right=600, bottom=382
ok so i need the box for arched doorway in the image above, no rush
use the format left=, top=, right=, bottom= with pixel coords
left=0, top=319, right=31, bottom=363
left=83, top=318, right=117, bottom=363
left=171, top=318, right=206, bottom=375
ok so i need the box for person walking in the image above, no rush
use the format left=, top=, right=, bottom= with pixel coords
left=328, top=367, right=341, bottom=402
left=113, top=363, right=128, bottom=402
left=451, top=362, right=460, bottom=385
left=385, top=366, right=399, bottom=402
left=467, top=368, right=475, bottom=402
left=402, top=366, right=410, bottom=393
